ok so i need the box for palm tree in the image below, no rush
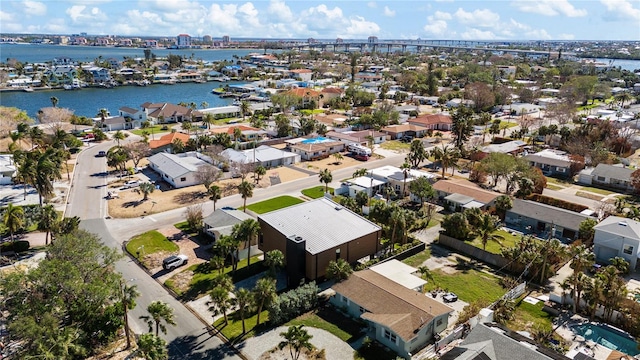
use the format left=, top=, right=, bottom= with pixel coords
left=492, top=298, right=516, bottom=325
left=113, top=130, right=126, bottom=146
left=37, top=204, right=58, bottom=245
left=121, top=282, right=140, bottom=350
left=615, top=92, right=632, bottom=109
left=208, top=287, right=232, bottom=325
left=279, top=325, right=314, bottom=360
left=254, top=165, right=266, bottom=184
left=400, top=162, right=411, bottom=197
left=50, top=96, right=59, bottom=108
left=431, top=144, right=458, bottom=179
left=235, top=218, right=260, bottom=267
left=32, top=149, right=63, bottom=205
left=98, top=108, right=109, bottom=128
left=233, top=288, right=254, bottom=334
left=332, top=152, right=343, bottom=165
left=538, top=239, right=566, bottom=285
left=233, top=127, right=243, bottom=149
left=237, top=180, right=254, bottom=212
left=326, top=258, right=353, bottom=282
left=240, top=101, right=251, bottom=121
left=139, top=182, right=155, bottom=201
left=3, top=203, right=24, bottom=243
left=474, top=213, right=504, bottom=251
left=208, top=185, right=222, bottom=211
left=319, top=168, right=332, bottom=193
left=14, top=151, right=35, bottom=200
left=253, top=278, right=277, bottom=325
left=29, top=126, right=44, bottom=149
left=569, top=244, right=595, bottom=313
left=609, top=256, right=630, bottom=275
left=202, top=113, right=214, bottom=130
left=136, top=333, right=168, bottom=360
left=140, top=301, right=177, bottom=336
left=417, top=265, right=434, bottom=283
left=265, top=249, right=285, bottom=278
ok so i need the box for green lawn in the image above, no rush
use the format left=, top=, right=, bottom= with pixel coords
left=575, top=191, right=604, bottom=201
left=129, top=124, right=173, bottom=136
left=177, top=256, right=264, bottom=300
left=286, top=307, right=364, bottom=342
left=380, top=140, right=410, bottom=151
left=467, top=229, right=523, bottom=255
left=301, top=186, right=334, bottom=199
left=579, top=186, right=616, bottom=196
left=213, top=310, right=270, bottom=343
left=546, top=184, right=563, bottom=191
left=499, top=120, right=518, bottom=128
left=424, top=268, right=505, bottom=303
left=402, top=248, right=432, bottom=267
left=246, top=195, right=304, bottom=214
left=300, top=109, right=325, bottom=115
left=125, top=230, right=178, bottom=261
left=354, top=341, right=398, bottom=360
left=508, top=297, right=555, bottom=332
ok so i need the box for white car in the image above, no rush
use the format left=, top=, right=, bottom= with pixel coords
left=122, top=180, right=140, bottom=189
left=162, top=254, right=188, bottom=270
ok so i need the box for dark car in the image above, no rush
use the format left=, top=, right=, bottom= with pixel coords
left=96, top=150, right=106, bottom=157
left=354, top=154, right=369, bottom=161
left=443, top=292, right=458, bottom=303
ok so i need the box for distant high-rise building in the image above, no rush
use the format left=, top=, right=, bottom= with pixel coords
left=203, top=35, right=212, bottom=44
left=368, top=36, right=378, bottom=43
left=308, top=38, right=316, bottom=44
left=336, top=38, right=343, bottom=43
left=176, top=34, right=191, bottom=48
left=222, top=35, right=230, bottom=44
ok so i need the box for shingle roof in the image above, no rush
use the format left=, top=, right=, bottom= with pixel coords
left=433, top=179, right=500, bottom=205
left=258, top=198, right=381, bottom=255
left=332, top=270, right=452, bottom=341
left=507, top=199, right=589, bottom=231
left=202, top=209, right=254, bottom=236
left=524, top=149, right=571, bottom=168
left=380, top=124, right=429, bottom=134
left=591, top=164, right=633, bottom=182
left=408, top=114, right=453, bottom=126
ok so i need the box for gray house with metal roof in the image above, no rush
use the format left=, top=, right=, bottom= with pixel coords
left=578, top=164, right=635, bottom=193
left=147, top=152, right=209, bottom=188
left=202, top=209, right=254, bottom=241
left=258, top=198, right=382, bottom=285
left=505, top=199, right=590, bottom=242
left=594, top=216, right=640, bottom=271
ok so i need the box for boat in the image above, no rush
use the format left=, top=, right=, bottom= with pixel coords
left=23, top=87, right=34, bottom=92
left=212, top=88, right=225, bottom=94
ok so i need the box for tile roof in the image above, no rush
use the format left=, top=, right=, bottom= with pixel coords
left=258, top=198, right=381, bottom=255
left=321, top=87, right=343, bottom=94
left=141, top=102, right=193, bottom=119
left=408, top=114, right=453, bottom=126
left=284, top=88, right=321, bottom=97
left=148, top=132, right=191, bottom=149
left=332, top=270, right=452, bottom=341
left=290, top=141, right=343, bottom=153
left=507, top=199, right=589, bottom=231
left=433, top=179, right=500, bottom=205
left=210, top=125, right=261, bottom=136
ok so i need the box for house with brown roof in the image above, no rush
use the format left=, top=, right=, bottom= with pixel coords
left=381, top=124, right=430, bottom=140
left=140, top=102, right=197, bottom=123
left=315, top=113, right=349, bottom=127
left=433, top=178, right=501, bottom=211
left=148, top=132, right=191, bottom=152
left=331, top=270, right=453, bottom=359
left=283, top=88, right=322, bottom=109
left=289, top=68, right=313, bottom=82
left=210, top=125, right=266, bottom=148
left=320, top=87, right=344, bottom=107
left=407, top=114, right=453, bottom=131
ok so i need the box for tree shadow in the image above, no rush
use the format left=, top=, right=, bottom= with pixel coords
left=122, top=200, right=144, bottom=208
left=173, top=191, right=207, bottom=205
left=168, top=331, right=239, bottom=360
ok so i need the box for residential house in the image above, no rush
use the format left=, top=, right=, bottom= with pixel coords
left=369, top=260, right=427, bottom=292
left=320, top=87, right=344, bottom=107
left=370, top=165, right=437, bottom=198
left=289, top=69, right=313, bottom=82
left=202, top=208, right=254, bottom=241
left=331, top=270, right=453, bottom=359
left=220, top=145, right=300, bottom=168
left=44, top=65, right=77, bottom=86
left=258, top=198, right=382, bottom=285
left=407, top=114, right=453, bottom=131
left=200, top=106, right=241, bottom=119
left=148, top=132, right=192, bottom=153
left=578, top=164, right=635, bottom=193
left=85, top=66, right=111, bottom=83
left=140, top=102, right=196, bottom=123
left=0, top=154, right=16, bottom=185
left=525, top=149, right=575, bottom=178
left=505, top=199, right=590, bottom=242
left=283, top=88, right=322, bottom=109
left=53, top=57, right=75, bottom=65
left=289, top=141, right=345, bottom=161
left=340, top=175, right=388, bottom=197
left=381, top=124, right=430, bottom=140
left=446, top=98, right=474, bottom=108
left=315, top=113, right=349, bottom=128
left=506, top=103, right=540, bottom=115
left=210, top=125, right=266, bottom=148
left=440, top=322, right=567, bottom=360
left=97, top=116, right=142, bottom=131
left=593, top=216, right=640, bottom=271
left=147, top=152, right=210, bottom=188
left=325, top=130, right=386, bottom=146
left=119, top=106, right=147, bottom=121
left=432, top=178, right=500, bottom=211
left=478, top=140, right=527, bottom=160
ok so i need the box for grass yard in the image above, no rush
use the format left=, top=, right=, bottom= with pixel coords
left=300, top=109, right=326, bottom=115
left=179, top=256, right=264, bottom=300
left=500, top=120, right=518, bottom=128
left=286, top=306, right=364, bottom=343
left=508, top=297, right=555, bottom=332
left=579, top=186, right=616, bottom=196
left=125, top=230, right=178, bottom=260
left=301, top=186, right=334, bottom=199
left=213, top=310, right=269, bottom=343
left=575, top=191, right=604, bottom=201
left=245, top=195, right=304, bottom=214
left=546, top=184, right=564, bottom=191
left=468, top=229, right=523, bottom=255
left=129, top=124, right=173, bottom=136
left=380, top=140, right=410, bottom=151
left=545, top=177, right=573, bottom=185
left=402, top=248, right=432, bottom=267
left=424, top=268, right=505, bottom=303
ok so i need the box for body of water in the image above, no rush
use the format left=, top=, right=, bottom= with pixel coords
left=592, top=58, right=640, bottom=72
left=0, top=82, right=240, bottom=119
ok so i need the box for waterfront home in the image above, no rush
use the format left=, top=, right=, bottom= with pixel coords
left=96, top=116, right=142, bottom=131
left=289, top=69, right=313, bottom=82
left=43, top=66, right=77, bottom=86
left=200, top=106, right=241, bottom=119
left=211, top=125, right=266, bottom=145
left=85, top=66, right=111, bottom=83
left=53, top=56, right=75, bottom=66
left=220, top=145, right=300, bottom=168
left=593, top=216, right=640, bottom=271
left=258, top=197, right=382, bottom=285
left=407, top=114, right=453, bottom=131
left=432, top=178, right=500, bottom=211
left=148, top=132, right=191, bottom=153
left=0, top=154, right=16, bottom=185
left=147, top=152, right=210, bottom=188
left=578, top=163, right=635, bottom=193
left=331, top=270, right=452, bottom=359
left=524, top=149, right=575, bottom=178
left=176, top=72, right=204, bottom=83
left=505, top=199, right=590, bottom=242
left=140, top=102, right=196, bottom=123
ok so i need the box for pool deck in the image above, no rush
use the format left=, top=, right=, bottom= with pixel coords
left=555, top=314, right=637, bottom=360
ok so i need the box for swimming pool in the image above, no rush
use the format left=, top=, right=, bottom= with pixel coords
left=301, top=137, right=332, bottom=144
left=571, top=323, right=640, bottom=356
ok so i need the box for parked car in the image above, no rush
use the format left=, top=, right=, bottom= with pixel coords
left=354, top=154, right=369, bottom=161
left=96, top=150, right=106, bottom=157
left=443, top=292, right=458, bottom=303
left=162, top=254, right=188, bottom=270
left=122, top=180, right=140, bottom=189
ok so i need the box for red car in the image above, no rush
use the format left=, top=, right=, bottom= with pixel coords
left=354, top=154, right=369, bottom=161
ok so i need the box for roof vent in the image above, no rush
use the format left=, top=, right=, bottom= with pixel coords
left=335, top=206, right=343, bottom=211
left=618, top=221, right=628, bottom=227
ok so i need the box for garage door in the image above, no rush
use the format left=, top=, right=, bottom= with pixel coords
left=596, top=246, right=618, bottom=262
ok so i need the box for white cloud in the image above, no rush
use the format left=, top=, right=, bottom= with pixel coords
left=454, top=8, right=500, bottom=27
left=461, top=28, right=496, bottom=40
left=268, top=0, right=294, bottom=22
left=600, top=0, right=640, bottom=21
left=367, top=1, right=377, bottom=8
left=300, top=4, right=345, bottom=34
left=423, top=19, right=448, bottom=37
left=0, top=10, right=13, bottom=22
left=23, top=1, right=46, bottom=16
left=511, top=0, right=587, bottom=17
left=524, top=28, right=552, bottom=39
left=383, top=6, right=395, bottom=17
left=557, top=33, right=576, bottom=40
left=434, top=11, right=452, bottom=20
left=207, top=4, right=242, bottom=33
left=343, top=16, right=380, bottom=37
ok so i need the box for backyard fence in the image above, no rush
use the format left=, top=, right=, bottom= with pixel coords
left=438, top=234, right=511, bottom=268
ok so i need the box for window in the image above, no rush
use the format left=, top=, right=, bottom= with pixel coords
left=436, top=318, right=443, bottom=327
left=384, top=329, right=397, bottom=344
left=180, top=177, right=186, bottom=182
left=623, top=244, right=634, bottom=255
left=556, top=167, right=566, bottom=173
left=359, top=306, right=366, bottom=313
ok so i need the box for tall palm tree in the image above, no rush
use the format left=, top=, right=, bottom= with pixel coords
left=121, top=282, right=140, bottom=350
left=240, top=101, right=251, bottom=121
left=50, top=96, right=59, bottom=108
left=233, top=127, right=243, bottom=149
left=474, top=213, right=504, bottom=251
left=400, top=162, right=411, bottom=197
left=233, top=288, right=254, bottom=334
left=538, top=239, right=566, bottom=285
left=319, top=168, right=332, bottom=193
left=29, top=126, right=44, bottom=150
left=279, top=325, right=314, bottom=360
left=3, top=203, right=24, bottom=243
left=98, top=108, right=109, bottom=128
left=14, top=151, right=35, bottom=200
left=208, top=185, right=222, bottom=211
left=238, top=181, right=254, bottom=212
left=139, top=182, right=155, bottom=201
left=202, top=113, right=214, bottom=130
left=140, top=301, right=177, bottom=336
left=569, top=245, right=595, bottom=313
left=431, top=144, right=458, bottom=179
left=242, top=219, right=260, bottom=267
left=208, top=287, right=232, bottom=325
left=113, top=130, right=126, bottom=147
left=38, top=204, right=58, bottom=245
left=253, top=278, right=277, bottom=325
left=264, top=249, right=285, bottom=278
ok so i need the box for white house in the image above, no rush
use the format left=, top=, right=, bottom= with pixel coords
left=593, top=216, right=640, bottom=271
left=0, top=154, right=16, bottom=185
left=147, top=152, right=210, bottom=188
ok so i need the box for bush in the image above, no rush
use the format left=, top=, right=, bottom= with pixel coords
left=0, top=240, right=30, bottom=253
left=268, top=282, right=319, bottom=325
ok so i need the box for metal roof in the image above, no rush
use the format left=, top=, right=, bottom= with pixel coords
left=507, top=199, right=589, bottom=231
left=591, top=163, right=633, bottom=182
left=148, top=153, right=208, bottom=179
left=258, top=198, right=381, bottom=255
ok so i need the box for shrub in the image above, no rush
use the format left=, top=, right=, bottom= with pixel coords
left=0, top=240, right=30, bottom=253
left=268, top=282, right=319, bottom=325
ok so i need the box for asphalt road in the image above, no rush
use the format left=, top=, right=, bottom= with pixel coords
left=66, top=140, right=242, bottom=360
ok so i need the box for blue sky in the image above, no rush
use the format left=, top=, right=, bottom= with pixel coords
left=1, top=0, right=640, bottom=40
